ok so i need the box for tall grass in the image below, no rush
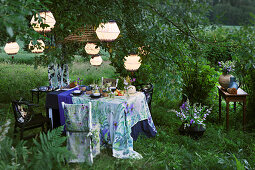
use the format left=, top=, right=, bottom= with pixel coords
left=0, top=62, right=48, bottom=103
left=69, top=61, right=117, bottom=84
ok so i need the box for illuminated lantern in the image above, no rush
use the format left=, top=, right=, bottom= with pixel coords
left=124, top=54, right=141, bottom=71
left=4, top=42, right=20, bottom=55
left=96, top=20, right=120, bottom=42
left=29, top=40, right=45, bottom=53
left=30, top=11, right=56, bottom=33
left=90, top=55, right=103, bottom=66
left=85, top=43, right=100, bottom=55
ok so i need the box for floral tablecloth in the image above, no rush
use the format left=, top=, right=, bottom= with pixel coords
left=72, top=92, right=157, bottom=159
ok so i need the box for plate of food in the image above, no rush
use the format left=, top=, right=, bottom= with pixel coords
left=72, top=90, right=83, bottom=96
left=90, top=93, right=101, bottom=98
left=38, top=86, right=49, bottom=91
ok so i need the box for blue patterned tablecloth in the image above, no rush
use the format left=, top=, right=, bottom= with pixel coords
left=72, top=92, right=157, bottom=159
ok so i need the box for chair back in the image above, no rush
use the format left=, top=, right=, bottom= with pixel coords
left=11, top=101, right=31, bottom=124
left=101, top=77, right=119, bottom=88
left=136, top=84, right=154, bottom=111
left=62, top=102, right=92, bottom=132
left=62, top=102, right=94, bottom=164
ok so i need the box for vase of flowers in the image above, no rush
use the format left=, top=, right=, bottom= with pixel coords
left=218, top=61, right=235, bottom=90
left=124, top=76, right=136, bottom=95
left=173, top=99, right=211, bottom=138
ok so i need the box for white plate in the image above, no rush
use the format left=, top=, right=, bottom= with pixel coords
left=61, top=88, right=71, bottom=91
left=73, top=90, right=82, bottom=94
left=93, top=93, right=100, bottom=96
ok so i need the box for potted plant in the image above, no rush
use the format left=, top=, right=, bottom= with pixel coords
left=172, top=99, right=212, bottom=138
left=218, top=60, right=235, bottom=89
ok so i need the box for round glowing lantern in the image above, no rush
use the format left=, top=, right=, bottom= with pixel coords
left=90, top=55, right=103, bottom=66
left=4, top=42, right=20, bottom=55
left=85, top=43, right=100, bottom=55
left=30, top=11, right=56, bottom=33
left=29, top=40, right=45, bottom=53
left=96, top=20, right=120, bottom=42
left=124, top=54, right=141, bottom=71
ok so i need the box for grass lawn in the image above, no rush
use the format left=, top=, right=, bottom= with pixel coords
left=0, top=53, right=255, bottom=169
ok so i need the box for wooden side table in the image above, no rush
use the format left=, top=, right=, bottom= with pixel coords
left=217, top=86, right=248, bottom=131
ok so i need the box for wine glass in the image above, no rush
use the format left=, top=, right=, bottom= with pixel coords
left=109, top=87, right=116, bottom=92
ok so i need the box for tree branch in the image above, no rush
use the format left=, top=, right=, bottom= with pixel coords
left=145, top=3, right=238, bottom=48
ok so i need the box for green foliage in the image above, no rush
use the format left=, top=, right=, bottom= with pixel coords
left=177, top=53, right=218, bottom=105
left=117, top=77, right=124, bottom=90
left=68, top=61, right=116, bottom=86
left=233, top=154, right=245, bottom=170
left=0, top=0, right=47, bottom=46
left=0, top=122, right=70, bottom=170
left=226, top=25, right=255, bottom=120
left=30, top=126, right=71, bottom=169
left=0, top=52, right=37, bottom=65
left=209, top=0, right=255, bottom=25
left=0, top=63, right=48, bottom=103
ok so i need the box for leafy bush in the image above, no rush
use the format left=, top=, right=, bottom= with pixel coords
left=0, top=122, right=71, bottom=169
left=230, top=26, right=255, bottom=122
left=177, top=56, right=218, bottom=105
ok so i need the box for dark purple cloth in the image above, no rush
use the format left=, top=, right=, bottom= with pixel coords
left=58, top=88, right=78, bottom=125
left=46, top=91, right=64, bottom=109
left=131, top=119, right=157, bottom=141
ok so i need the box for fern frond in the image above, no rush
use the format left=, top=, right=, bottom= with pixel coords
left=30, top=126, right=71, bottom=170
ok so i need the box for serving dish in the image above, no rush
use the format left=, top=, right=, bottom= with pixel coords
left=90, top=93, right=101, bottom=98
left=72, top=90, right=83, bottom=96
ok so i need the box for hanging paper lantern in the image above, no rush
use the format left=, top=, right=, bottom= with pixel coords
left=96, top=20, right=120, bottom=42
left=30, top=11, right=56, bottom=33
left=4, top=42, right=20, bottom=55
left=90, top=55, right=103, bottom=66
left=29, top=40, right=45, bottom=53
left=85, top=43, right=100, bottom=55
left=124, top=54, right=141, bottom=71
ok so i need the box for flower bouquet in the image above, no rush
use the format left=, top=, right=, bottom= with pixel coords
left=218, top=60, right=235, bottom=74
left=124, top=76, right=136, bottom=95
left=173, top=100, right=211, bottom=137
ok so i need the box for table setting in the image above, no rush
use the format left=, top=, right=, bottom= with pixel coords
left=45, top=80, right=157, bottom=159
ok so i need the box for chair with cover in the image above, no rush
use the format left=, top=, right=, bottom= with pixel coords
left=101, top=77, right=119, bottom=88
left=12, top=100, right=51, bottom=140
left=62, top=102, right=100, bottom=164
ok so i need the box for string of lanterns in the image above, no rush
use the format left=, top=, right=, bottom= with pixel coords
left=124, top=54, right=141, bottom=72
left=4, top=42, right=20, bottom=59
left=90, top=54, right=103, bottom=66
left=96, top=20, right=120, bottom=42
left=85, top=43, right=100, bottom=55
left=29, top=40, right=45, bottom=53
left=3, top=11, right=143, bottom=71
left=30, top=11, right=56, bottom=33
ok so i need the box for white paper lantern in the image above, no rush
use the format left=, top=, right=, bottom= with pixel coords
left=4, top=42, right=20, bottom=55
left=124, top=54, right=141, bottom=71
left=85, top=43, right=100, bottom=55
left=29, top=40, right=45, bottom=53
left=30, top=11, right=56, bottom=33
left=96, top=20, right=120, bottom=42
left=90, top=55, right=103, bottom=66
